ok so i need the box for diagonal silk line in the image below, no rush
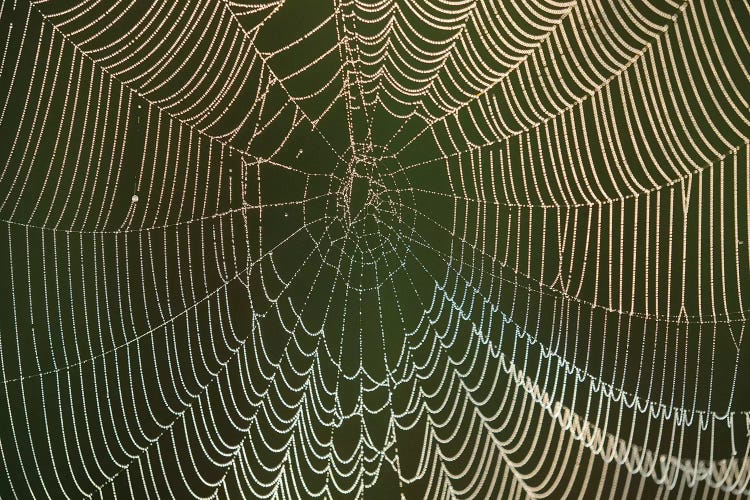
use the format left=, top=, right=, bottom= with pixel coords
left=1, top=215, right=337, bottom=384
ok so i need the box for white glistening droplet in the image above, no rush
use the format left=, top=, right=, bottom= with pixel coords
left=131, top=194, right=139, bottom=203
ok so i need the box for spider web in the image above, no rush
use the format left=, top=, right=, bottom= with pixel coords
left=0, top=0, right=749, bottom=497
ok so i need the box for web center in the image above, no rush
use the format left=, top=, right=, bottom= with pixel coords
left=348, top=174, right=371, bottom=219
left=309, top=143, right=419, bottom=292
left=341, top=157, right=383, bottom=225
